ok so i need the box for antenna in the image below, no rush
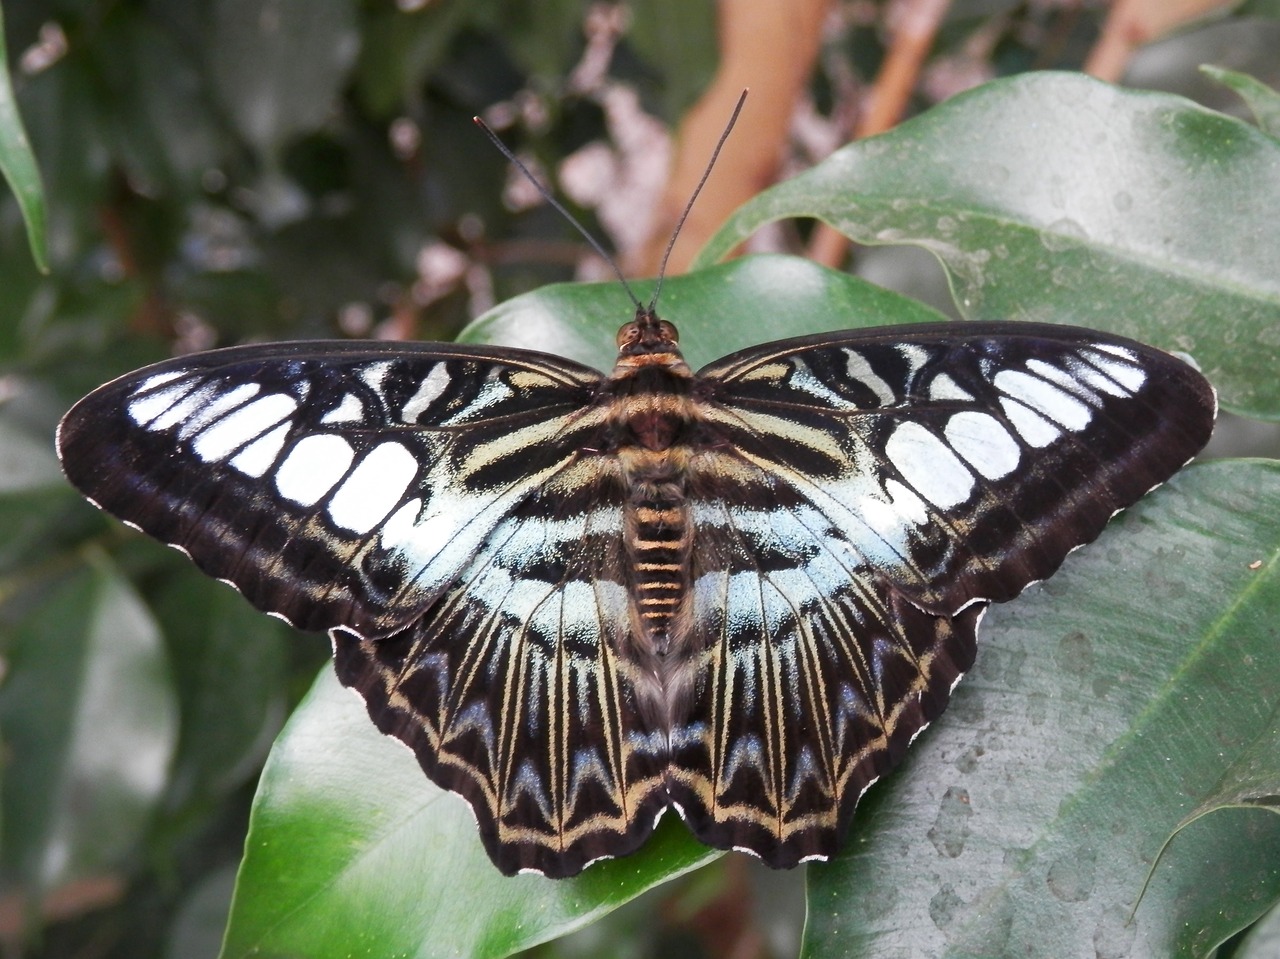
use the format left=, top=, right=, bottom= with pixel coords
left=474, top=90, right=748, bottom=316
left=473, top=115, right=642, bottom=311
left=648, top=89, right=748, bottom=312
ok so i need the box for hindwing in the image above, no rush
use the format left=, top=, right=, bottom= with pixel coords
left=668, top=454, right=982, bottom=866
left=332, top=460, right=671, bottom=877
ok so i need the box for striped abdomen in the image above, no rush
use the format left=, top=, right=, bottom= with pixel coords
left=625, top=466, right=691, bottom=652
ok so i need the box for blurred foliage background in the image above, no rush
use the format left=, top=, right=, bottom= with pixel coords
left=0, top=1, right=1278, bottom=958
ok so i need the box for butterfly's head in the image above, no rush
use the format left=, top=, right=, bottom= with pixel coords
left=616, top=308, right=681, bottom=359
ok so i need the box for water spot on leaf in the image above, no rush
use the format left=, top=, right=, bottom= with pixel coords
left=1055, top=631, right=1094, bottom=676
left=1027, top=691, right=1048, bottom=726
left=955, top=744, right=984, bottom=774
left=1092, top=904, right=1137, bottom=958
left=927, top=786, right=973, bottom=858
left=1047, top=846, right=1097, bottom=901
left=928, top=883, right=966, bottom=931
left=1040, top=218, right=1089, bottom=252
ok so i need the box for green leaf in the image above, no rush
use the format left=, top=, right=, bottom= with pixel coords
left=0, top=557, right=178, bottom=896
left=697, top=73, right=1280, bottom=421
left=150, top=574, right=293, bottom=811
left=1202, top=65, right=1280, bottom=136
left=1173, top=702, right=1280, bottom=816
left=460, top=253, right=949, bottom=371
left=0, top=2, right=49, bottom=272
left=1236, top=898, right=1280, bottom=959
left=0, top=399, right=63, bottom=494
left=354, top=2, right=475, bottom=118
left=802, top=460, right=1280, bottom=959
left=221, top=669, right=716, bottom=959
left=496, top=0, right=590, bottom=85
left=166, top=865, right=239, bottom=959
left=95, top=10, right=226, bottom=197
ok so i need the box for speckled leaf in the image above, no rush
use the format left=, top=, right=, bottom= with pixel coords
left=698, top=73, right=1280, bottom=420
left=802, top=460, right=1280, bottom=959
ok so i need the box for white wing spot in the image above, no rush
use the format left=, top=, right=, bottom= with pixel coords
left=127, top=380, right=197, bottom=428
left=1092, top=343, right=1139, bottom=361
left=134, top=370, right=186, bottom=392
left=327, top=442, right=419, bottom=534
left=274, top=434, right=355, bottom=506
left=843, top=350, right=896, bottom=406
left=1081, top=349, right=1147, bottom=394
left=885, top=422, right=975, bottom=508
left=884, top=479, right=929, bottom=526
left=896, top=344, right=931, bottom=378
left=994, top=369, right=1092, bottom=431
left=230, top=422, right=291, bottom=477
left=401, top=364, right=450, bottom=422
left=193, top=393, right=297, bottom=462
left=177, top=383, right=262, bottom=440
left=1024, top=359, right=1099, bottom=404
left=999, top=398, right=1061, bottom=447
left=928, top=373, right=974, bottom=402
left=945, top=411, right=1020, bottom=479
left=321, top=394, right=365, bottom=424
left=358, top=361, right=393, bottom=393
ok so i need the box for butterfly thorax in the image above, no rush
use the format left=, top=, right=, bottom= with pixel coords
left=600, top=311, right=704, bottom=701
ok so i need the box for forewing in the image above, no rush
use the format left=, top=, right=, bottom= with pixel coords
left=670, top=321, right=1215, bottom=864
left=696, top=321, right=1216, bottom=613
left=57, top=340, right=605, bottom=635
left=333, top=458, right=671, bottom=877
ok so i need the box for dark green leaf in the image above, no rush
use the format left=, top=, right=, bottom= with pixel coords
left=15, top=54, right=112, bottom=268
left=496, top=0, right=588, bottom=84
left=0, top=557, right=178, bottom=895
left=627, top=0, right=718, bottom=119
left=96, top=11, right=226, bottom=196
left=354, top=2, right=476, bottom=118
left=1237, top=898, right=1280, bottom=958
left=208, top=0, right=359, bottom=159
left=165, top=866, right=239, bottom=959
left=150, top=575, right=293, bottom=811
left=0, top=397, right=62, bottom=494
left=698, top=73, right=1280, bottom=421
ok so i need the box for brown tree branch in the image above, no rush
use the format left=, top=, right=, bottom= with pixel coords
left=628, top=0, right=830, bottom=277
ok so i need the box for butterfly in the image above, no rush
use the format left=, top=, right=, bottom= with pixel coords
left=57, top=299, right=1215, bottom=877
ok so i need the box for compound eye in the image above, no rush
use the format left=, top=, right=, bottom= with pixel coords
left=658, top=320, right=679, bottom=343
left=616, top=322, right=640, bottom=347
